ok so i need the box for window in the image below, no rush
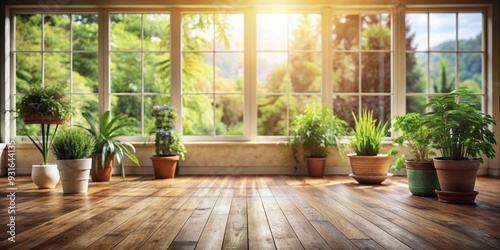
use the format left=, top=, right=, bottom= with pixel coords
left=181, top=13, right=244, bottom=137
left=9, top=6, right=490, bottom=142
left=331, top=13, right=392, bottom=128
left=110, top=13, right=171, bottom=136
left=256, top=13, right=322, bottom=136
left=14, top=13, right=99, bottom=135
left=405, top=12, right=484, bottom=113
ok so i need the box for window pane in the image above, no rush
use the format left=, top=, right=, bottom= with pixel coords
left=406, top=96, right=426, bottom=114
left=333, top=95, right=359, bottom=128
left=361, top=95, right=391, bottom=129
left=182, top=52, right=214, bottom=93
left=215, top=14, right=244, bottom=51
left=361, top=52, right=391, bottom=93
left=406, top=13, right=428, bottom=51
left=15, top=14, right=42, bottom=51
left=458, top=13, right=482, bottom=51
left=182, top=14, right=214, bottom=51
left=144, top=14, right=170, bottom=51
left=111, top=14, right=142, bottom=51
left=430, top=53, right=456, bottom=93
left=258, top=95, right=287, bottom=136
left=16, top=53, right=42, bottom=92
left=72, top=14, right=98, bottom=51
left=361, top=14, right=391, bottom=51
left=182, top=95, right=214, bottom=135
left=332, top=52, right=359, bottom=93
left=44, top=52, right=70, bottom=91
left=215, top=53, right=244, bottom=93
left=257, top=14, right=288, bottom=50
left=289, top=14, right=321, bottom=51
left=44, top=14, right=70, bottom=51
left=406, top=52, right=426, bottom=93
left=458, top=53, right=482, bottom=92
left=144, top=52, right=170, bottom=93
left=257, top=52, right=288, bottom=93
left=73, top=52, right=98, bottom=93
left=332, top=14, right=359, bottom=50
left=110, top=52, right=142, bottom=93
left=215, top=94, right=244, bottom=135
left=290, top=52, right=321, bottom=93
left=72, top=94, right=98, bottom=127
left=429, top=13, right=456, bottom=51
left=111, top=95, right=141, bottom=135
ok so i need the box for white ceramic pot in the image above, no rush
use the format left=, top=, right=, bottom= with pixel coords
left=57, top=158, right=92, bottom=194
left=32, top=164, right=60, bottom=189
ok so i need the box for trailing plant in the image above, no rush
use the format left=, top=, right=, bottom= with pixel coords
left=16, top=84, right=72, bottom=165
left=349, top=110, right=396, bottom=156
left=151, top=105, right=187, bottom=160
left=286, top=103, right=347, bottom=163
left=52, top=127, right=96, bottom=160
left=82, top=111, right=140, bottom=179
left=17, top=84, right=71, bottom=120
left=424, top=87, right=496, bottom=162
left=390, top=112, right=435, bottom=171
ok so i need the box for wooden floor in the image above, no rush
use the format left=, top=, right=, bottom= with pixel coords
left=1, top=175, right=500, bottom=250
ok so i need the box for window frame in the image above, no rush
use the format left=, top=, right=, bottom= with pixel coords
left=7, top=5, right=492, bottom=144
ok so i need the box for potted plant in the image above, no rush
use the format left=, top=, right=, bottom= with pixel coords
left=82, top=111, right=140, bottom=181
left=348, top=110, right=397, bottom=184
left=150, top=105, right=187, bottom=179
left=51, top=127, right=96, bottom=193
left=391, top=112, right=439, bottom=196
left=285, top=103, right=347, bottom=178
left=425, top=87, right=496, bottom=203
left=16, top=84, right=71, bottom=188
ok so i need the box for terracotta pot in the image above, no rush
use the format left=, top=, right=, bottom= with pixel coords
left=91, top=154, right=114, bottom=182
left=151, top=155, right=179, bottom=179
left=306, top=157, right=326, bottom=178
left=348, top=154, right=392, bottom=176
left=57, top=158, right=92, bottom=194
left=405, top=161, right=440, bottom=197
left=32, top=164, right=60, bottom=188
left=433, top=157, right=480, bottom=193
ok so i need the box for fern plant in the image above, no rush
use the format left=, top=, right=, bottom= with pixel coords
left=349, top=110, right=394, bottom=156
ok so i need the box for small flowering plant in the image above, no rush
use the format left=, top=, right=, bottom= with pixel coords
left=151, top=105, right=187, bottom=160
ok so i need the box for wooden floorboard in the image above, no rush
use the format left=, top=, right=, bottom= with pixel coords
left=1, top=175, right=500, bottom=249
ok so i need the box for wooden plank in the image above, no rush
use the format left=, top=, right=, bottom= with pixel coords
left=222, top=196, right=248, bottom=249
left=247, top=197, right=275, bottom=250
left=170, top=196, right=218, bottom=247
left=196, top=197, right=233, bottom=249
left=139, top=196, right=203, bottom=249
left=261, top=196, right=303, bottom=249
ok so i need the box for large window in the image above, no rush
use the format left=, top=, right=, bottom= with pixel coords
left=256, top=13, right=322, bottom=136
left=10, top=7, right=489, bottom=142
left=14, top=13, right=99, bottom=135
left=181, top=13, right=244, bottom=137
left=405, top=12, right=484, bottom=113
left=331, top=13, right=392, bottom=128
left=110, top=13, right=171, bottom=136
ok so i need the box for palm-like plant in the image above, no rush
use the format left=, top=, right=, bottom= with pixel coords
left=82, top=111, right=140, bottom=179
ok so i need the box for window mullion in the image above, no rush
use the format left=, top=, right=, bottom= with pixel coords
left=170, top=10, right=182, bottom=135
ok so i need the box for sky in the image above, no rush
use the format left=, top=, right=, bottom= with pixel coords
left=407, top=13, right=483, bottom=51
